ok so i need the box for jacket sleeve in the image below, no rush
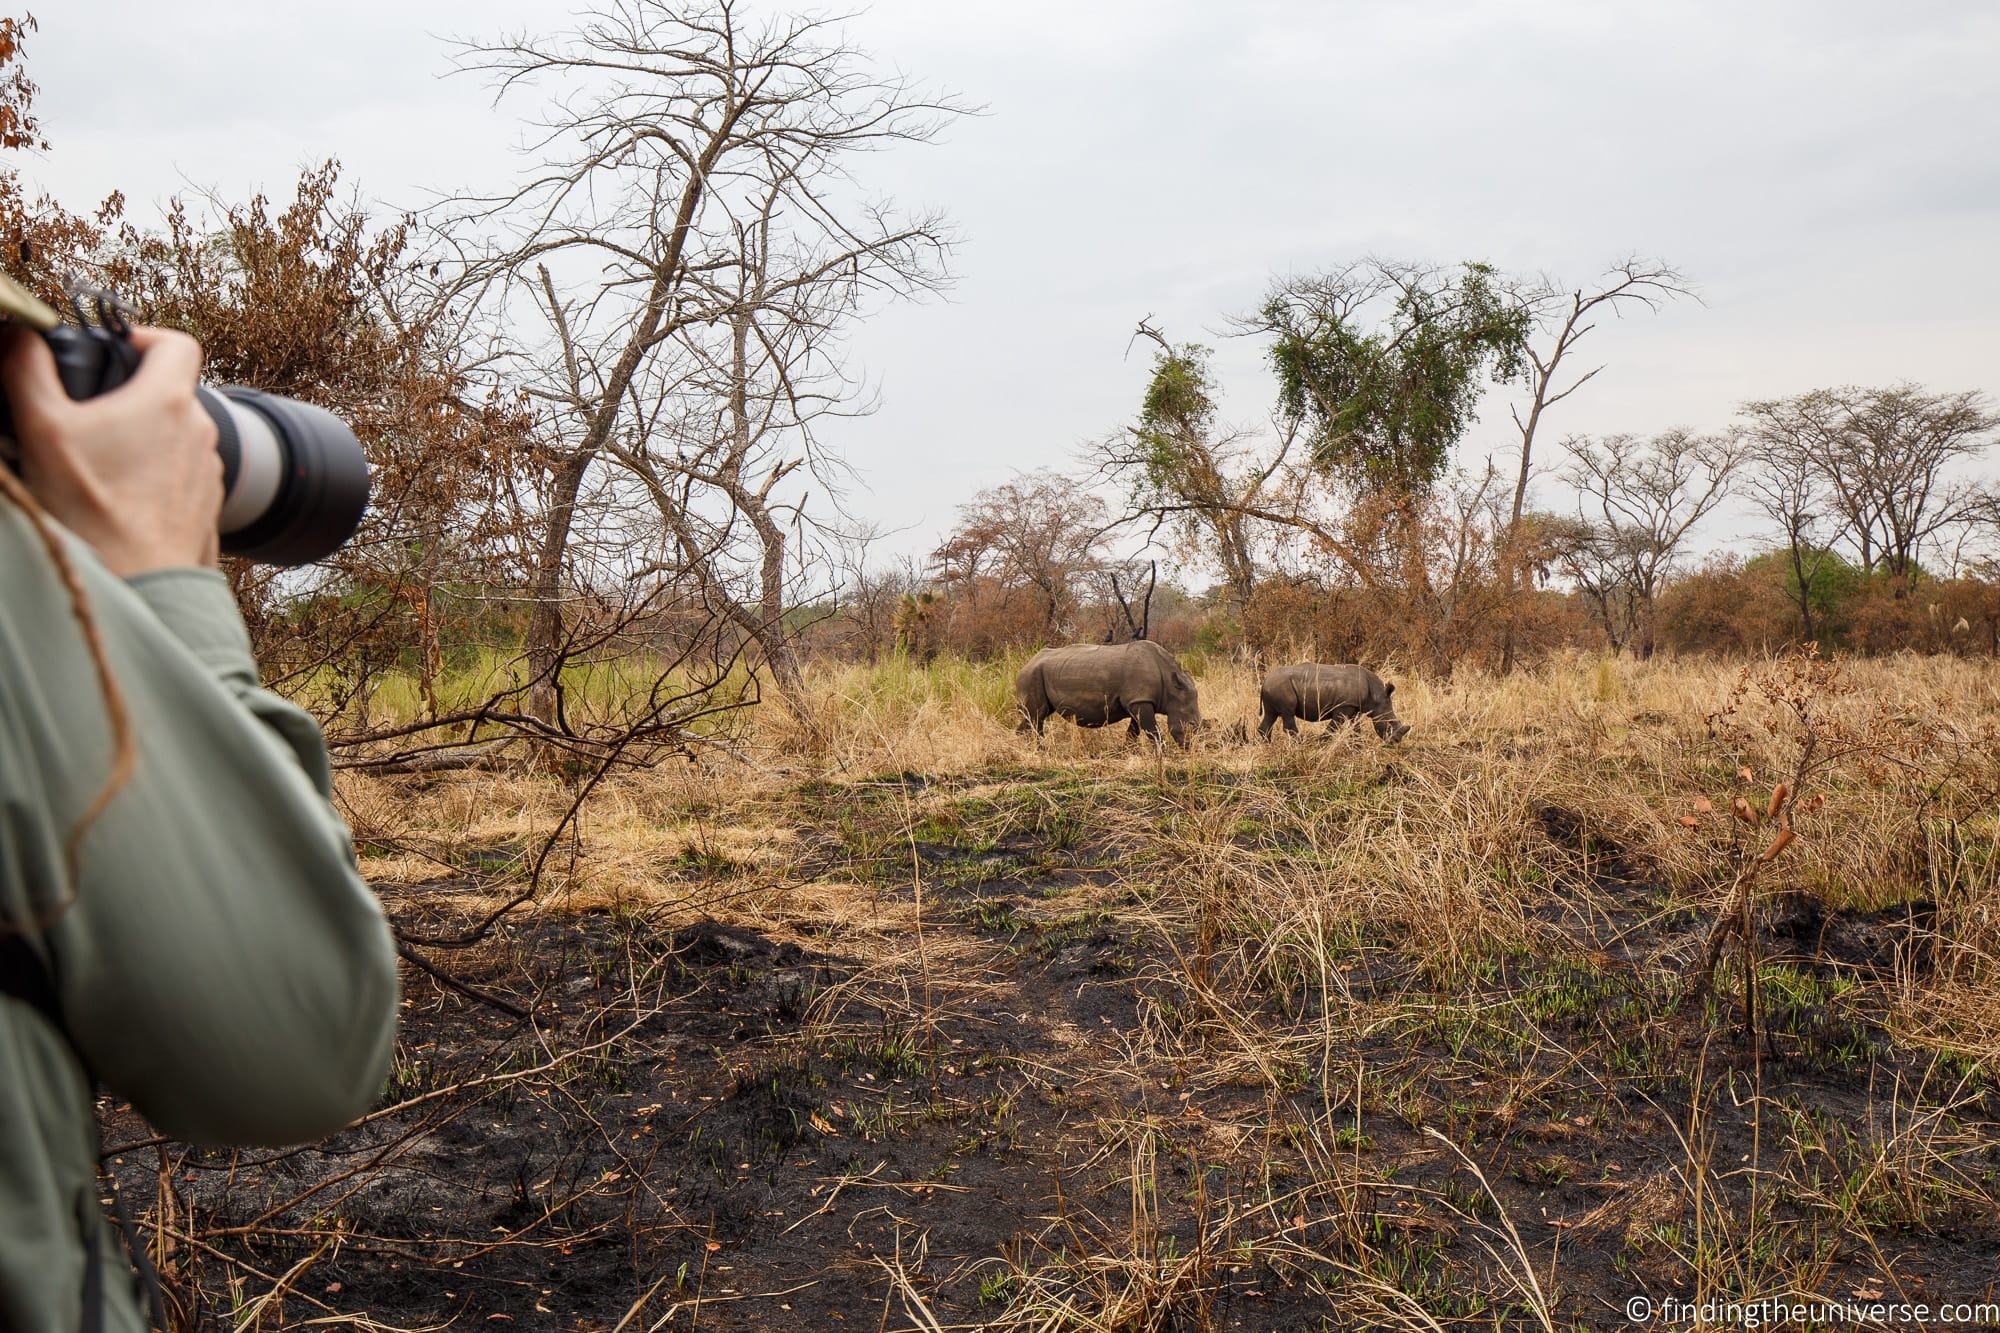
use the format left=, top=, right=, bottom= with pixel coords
left=40, top=568, right=399, bottom=1147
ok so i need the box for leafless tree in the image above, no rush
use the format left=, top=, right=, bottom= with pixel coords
left=606, top=195, right=895, bottom=701
left=448, top=1, right=960, bottom=721
left=1564, top=428, right=1743, bottom=657
left=1541, top=513, right=1641, bottom=653
left=828, top=524, right=920, bottom=664
left=1104, top=558, right=1158, bottom=642
left=933, top=471, right=1108, bottom=644
left=1497, top=259, right=1692, bottom=669
left=1505, top=260, right=1693, bottom=529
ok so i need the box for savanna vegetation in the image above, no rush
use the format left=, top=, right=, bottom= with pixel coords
left=4, top=5, right=1999, bottom=1329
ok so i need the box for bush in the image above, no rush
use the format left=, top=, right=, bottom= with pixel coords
left=1742, top=547, right=1863, bottom=641
left=1658, top=556, right=1797, bottom=655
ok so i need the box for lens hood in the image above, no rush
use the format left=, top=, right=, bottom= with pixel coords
left=209, top=386, right=371, bottom=566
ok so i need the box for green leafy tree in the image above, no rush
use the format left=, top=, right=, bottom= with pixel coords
left=1095, top=321, right=1286, bottom=618
left=1744, top=547, right=1862, bottom=641
left=1250, top=259, right=1530, bottom=495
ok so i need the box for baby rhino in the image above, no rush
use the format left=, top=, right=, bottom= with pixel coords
left=1259, top=662, right=1409, bottom=743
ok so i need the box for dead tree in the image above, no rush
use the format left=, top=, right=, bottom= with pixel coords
left=449, top=1, right=960, bottom=722
left=1505, top=261, right=1693, bottom=531
left=1499, top=259, right=1692, bottom=670
left=1108, top=559, right=1158, bottom=641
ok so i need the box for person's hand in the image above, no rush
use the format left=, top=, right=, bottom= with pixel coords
left=1, top=323, right=221, bottom=576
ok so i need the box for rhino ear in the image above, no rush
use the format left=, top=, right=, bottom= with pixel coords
left=1385, top=681, right=1396, bottom=696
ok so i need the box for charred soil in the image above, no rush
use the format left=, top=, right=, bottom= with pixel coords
left=106, top=724, right=2000, bottom=1331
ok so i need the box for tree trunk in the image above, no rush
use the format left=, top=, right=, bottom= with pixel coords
left=755, top=521, right=806, bottom=699
left=524, top=450, right=594, bottom=725
left=1500, top=329, right=1559, bottom=678
left=1498, top=525, right=1527, bottom=676
left=1788, top=537, right=1816, bottom=644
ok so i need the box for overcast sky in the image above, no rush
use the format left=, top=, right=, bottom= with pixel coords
left=28, top=1, right=2000, bottom=565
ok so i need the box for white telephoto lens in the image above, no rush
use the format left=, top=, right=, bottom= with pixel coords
left=216, top=397, right=285, bottom=535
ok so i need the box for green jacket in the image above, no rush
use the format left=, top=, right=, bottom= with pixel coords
left=0, top=504, right=399, bottom=1331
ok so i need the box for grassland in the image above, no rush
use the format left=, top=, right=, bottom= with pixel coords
left=132, top=650, right=2000, bottom=1330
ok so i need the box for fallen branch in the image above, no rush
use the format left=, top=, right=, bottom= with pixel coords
left=339, top=740, right=518, bottom=774
left=394, top=940, right=530, bottom=1020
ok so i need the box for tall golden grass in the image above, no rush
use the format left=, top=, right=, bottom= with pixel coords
left=341, top=648, right=1999, bottom=1327
left=343, top=648, right=2000, bottom=1054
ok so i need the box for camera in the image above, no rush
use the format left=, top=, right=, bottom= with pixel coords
left=3, top=285, right=370, bottom=567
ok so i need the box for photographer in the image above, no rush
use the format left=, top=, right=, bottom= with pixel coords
left=0, top=324, right=398, bottom=1331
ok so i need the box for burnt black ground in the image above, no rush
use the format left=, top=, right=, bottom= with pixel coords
left=101, top=760, right=2000, bottom=1331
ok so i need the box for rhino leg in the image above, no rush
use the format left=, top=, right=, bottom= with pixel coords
left=1258, top=703, right=1278, bottom=740
left=1129, top=700, right=1164, bottom=745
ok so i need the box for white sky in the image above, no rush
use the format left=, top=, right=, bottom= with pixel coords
left=26, top=1, right=2000, bottom=567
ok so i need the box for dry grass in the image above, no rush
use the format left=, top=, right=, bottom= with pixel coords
left=346, top=647, right=2000, bottom=982
left=309, top=648, right=2000, bottom=1329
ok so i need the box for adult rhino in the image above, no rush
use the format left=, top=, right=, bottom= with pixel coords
left=1015, top=641, right=1203, bottom=747
left=1258, top=662, right=1410, bottom=743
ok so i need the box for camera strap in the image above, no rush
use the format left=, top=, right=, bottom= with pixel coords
left=0, top=933, right=170, bottom=1333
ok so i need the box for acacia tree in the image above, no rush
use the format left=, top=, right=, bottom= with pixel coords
left=1564, top=429, right=1743, bottom=657
left=1737, top=385, right=1996, bottom=595
left=452, top=1, right=959, bottom=721
left=1245, top=259, right=1530, bottom=497
left=1822, top=385, right=1995, bottom=584
left=1541, top=513, right=1639, bottom=652
left=1738, top=393, right=1846, bottom=642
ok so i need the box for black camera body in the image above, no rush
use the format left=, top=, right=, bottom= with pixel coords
left=9, top=298, right=370, bottom=567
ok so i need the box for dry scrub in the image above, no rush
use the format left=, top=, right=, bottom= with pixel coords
left=125, top=650, right=2000, bottom=1330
